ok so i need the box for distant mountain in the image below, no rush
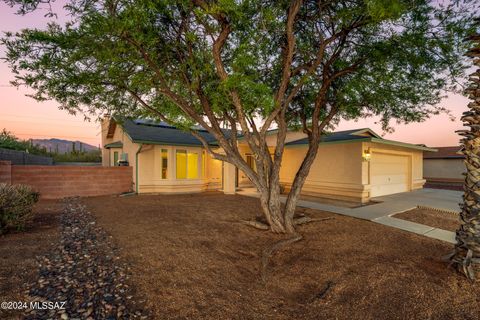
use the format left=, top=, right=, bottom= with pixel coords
left=31, top=138, right=99, bottom=154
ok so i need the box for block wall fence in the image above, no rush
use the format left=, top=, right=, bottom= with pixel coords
left=0, top=161, right=133, bottom=199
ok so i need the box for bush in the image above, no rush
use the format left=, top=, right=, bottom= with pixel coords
left=0, top=184, right=39, bottom=234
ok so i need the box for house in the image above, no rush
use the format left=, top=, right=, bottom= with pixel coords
left=423, top=146, right=464, bottom=186
left=101, top=117, right=435, bottom=202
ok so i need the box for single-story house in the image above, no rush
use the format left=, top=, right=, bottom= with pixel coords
left=423, top=146, right=464, bottom=185
left=101, top=117, right=435, bottom=202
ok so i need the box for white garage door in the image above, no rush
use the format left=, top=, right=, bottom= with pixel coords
left=370, top=153, right=409, bottom=197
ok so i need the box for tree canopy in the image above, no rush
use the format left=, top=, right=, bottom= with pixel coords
left=2, top=0, right=477, bottom=232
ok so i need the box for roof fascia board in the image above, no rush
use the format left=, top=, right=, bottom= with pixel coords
left=285, top=137, right=372, bottom=147
left=370, top=137, right=437, bottom=152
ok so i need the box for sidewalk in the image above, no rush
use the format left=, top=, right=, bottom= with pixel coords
left=236, top=188, right=461, bottom=244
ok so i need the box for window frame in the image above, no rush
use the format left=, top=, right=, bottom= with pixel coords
left=161, top=149, right=168, bottom=179
left=175, top=149, right=200, bottom=180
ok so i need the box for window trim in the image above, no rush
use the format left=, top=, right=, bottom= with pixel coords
left=175, top=149, right=200, bottom=180
left=161, top=148, right=168, bottom=179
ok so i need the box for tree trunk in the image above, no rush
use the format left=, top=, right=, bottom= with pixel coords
left=259, top=188, right=286, bottom=233
left=450, top=31, right=480, bottom=280
left=283, top=141, right=320, bottom=233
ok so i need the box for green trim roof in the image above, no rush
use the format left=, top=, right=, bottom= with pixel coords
left=119, top=119, right=230, bottom=146
left=104, top=141, right=123, bottom=148
left=285, top=129, right=436, bottom=152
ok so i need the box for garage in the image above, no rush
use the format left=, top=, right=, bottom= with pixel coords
left=370, top=152, right=410, bottom=197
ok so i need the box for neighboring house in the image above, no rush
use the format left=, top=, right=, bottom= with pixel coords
left=423, top=146, right=465, bottom=185
left=101, top=117, right=435, bottom=202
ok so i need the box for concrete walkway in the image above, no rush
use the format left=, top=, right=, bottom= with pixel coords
left=236, top=188, right=462, bottom=244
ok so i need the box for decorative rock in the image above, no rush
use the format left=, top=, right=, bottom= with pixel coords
left=23, top=199, right=149, bottom=319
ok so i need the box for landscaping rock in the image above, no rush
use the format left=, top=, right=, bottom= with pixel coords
left=24, top=198, right=149, bottom=319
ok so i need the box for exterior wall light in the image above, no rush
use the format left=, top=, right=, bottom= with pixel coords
left=362, top=149, right=371, bottom=162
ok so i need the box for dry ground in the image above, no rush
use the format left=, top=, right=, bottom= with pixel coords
left=0, top=200, right=62, bottom=319
left=395, top=208, right=459, bottom=232
left=81, top=192, right=480, bottom=320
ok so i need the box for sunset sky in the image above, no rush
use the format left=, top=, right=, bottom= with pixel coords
left=0, top=1, right=469, bottom=147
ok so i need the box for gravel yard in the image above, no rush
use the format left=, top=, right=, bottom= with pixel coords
left=2, top=193, right=478, bottom=319
left=81, top=192, right=480, bottom=320
left=0, top=201, right=61, bottom=320
left=394, top=207, right=460, bottom=232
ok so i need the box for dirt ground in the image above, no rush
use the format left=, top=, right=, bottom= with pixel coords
left=82, top=193, right=480, bottom=320
left=0, top=200, right=62, bottom=319
left=395, top=208, right=460, bottom=232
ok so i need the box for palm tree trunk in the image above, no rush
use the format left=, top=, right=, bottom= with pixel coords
left=450, top=28, right=480, bottom=280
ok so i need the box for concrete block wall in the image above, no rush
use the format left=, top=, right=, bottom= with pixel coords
left=0, top=161, right=12, bottom=184
left=0, top=161, right=133, bottom=199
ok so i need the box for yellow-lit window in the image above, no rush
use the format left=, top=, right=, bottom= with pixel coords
left=187, top=152, right=198, bottom=179
left=176, top=149, right=199, bottom=179
left=161, top=149, right=168, bottom=179
left=176, top=150, right=187, bottom=179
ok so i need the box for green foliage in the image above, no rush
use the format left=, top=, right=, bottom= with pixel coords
left=1, top=0, right=477, bottom=130
left=52, top=150, right=101, bottom=163
left=0, top=129, right=101, bottom=162
left=0, top=183, right=39, bottom=234
left=0, top=129, right=49, bottom=156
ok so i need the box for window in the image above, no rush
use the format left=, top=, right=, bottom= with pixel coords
left=187, top=152, right=198, bottom=179
left=176, top=150, right=187, bottom=179
left=161, top=149, right=168, bottom=179
left=176, top=150, right=199, bottom=179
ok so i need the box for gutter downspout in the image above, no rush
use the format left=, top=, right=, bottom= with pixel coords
left=135, top=144, right=143, bottom=194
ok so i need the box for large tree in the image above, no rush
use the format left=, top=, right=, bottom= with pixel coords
left=2, top=0, right=477, bottom=233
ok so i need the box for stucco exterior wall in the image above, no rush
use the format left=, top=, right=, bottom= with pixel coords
left=280, top=142, right=365, bottom=201
left=102, top=119, right=224, bottom=194
left=136, top=145, right=207, bottom=194
left=264, top=131, right=307, bottom=147
left=101, top=119, right=427, bottom=200
left=205, top=151, right=223, bottom=190
left=424, top=158, right=464, bottom=182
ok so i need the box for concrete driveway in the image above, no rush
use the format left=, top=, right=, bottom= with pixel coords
left=237, top=188, right=462, bottom=243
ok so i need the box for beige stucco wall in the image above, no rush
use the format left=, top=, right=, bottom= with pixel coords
left=424, top=158, right=464, bottom=182
left=278, top=141, right=425, bottom=202
left=280, top=142, right=366, bottom=201
left=137, top=145, right=208, bottom=193
left=101, top=119, right=222, bottom=194
left=101, top=118, right=139, bottom=191
left=264, top=131, right=307, bottom=147
left=101, top=120, right=426, bottom=200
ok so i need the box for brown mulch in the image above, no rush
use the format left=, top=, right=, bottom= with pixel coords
left=0, top=200, right=62, bottom=320
left=395, top=208, right=460, bottom=232
left=82, top=192, right=480, bottom=320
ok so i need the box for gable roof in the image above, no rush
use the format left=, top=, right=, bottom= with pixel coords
left=423, top=146, right=463, bottom=159
left=286, top=128, right=436, bottom=152
left=119, top=119, right=223, bottom=147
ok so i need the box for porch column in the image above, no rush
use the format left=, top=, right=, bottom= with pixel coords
left=223, top=162, right=236, bottom=194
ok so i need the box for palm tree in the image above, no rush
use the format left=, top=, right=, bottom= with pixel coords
left=450, top=23, right=480, bottom=280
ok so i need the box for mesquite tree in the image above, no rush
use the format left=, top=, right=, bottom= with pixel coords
left=450, top=21, right=480, bottom=280
left=2, top=0, right=476, bottom=233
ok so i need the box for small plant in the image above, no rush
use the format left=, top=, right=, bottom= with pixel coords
left=0, top=183, right=39, bottom=234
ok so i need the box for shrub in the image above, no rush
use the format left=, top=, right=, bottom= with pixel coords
left=0, top=183, right=39, bottom=234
